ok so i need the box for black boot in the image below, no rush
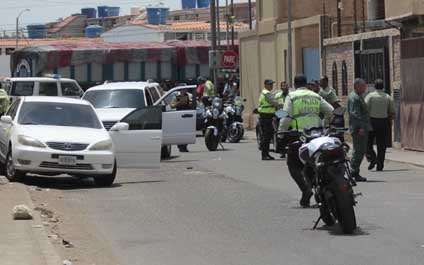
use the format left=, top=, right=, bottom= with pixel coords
left=300, top=190, right=313, bottom=207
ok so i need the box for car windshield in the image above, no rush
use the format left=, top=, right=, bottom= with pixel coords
left=83, top=89, right=146, bottom=109
left=18, top=102, right=102, bottom=129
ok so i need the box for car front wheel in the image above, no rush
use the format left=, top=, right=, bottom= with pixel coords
left=94, top=162, right=116, bottom=187
left=5, top=150, right=25, bottom=182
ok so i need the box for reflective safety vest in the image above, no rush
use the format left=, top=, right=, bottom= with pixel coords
left=203, top=80, right=216, bottom=97
left=289, top=89, right=321, bottom=130
left=258, top=89, right=276, bottom=114
left=275, top=91, right=287, bottom=106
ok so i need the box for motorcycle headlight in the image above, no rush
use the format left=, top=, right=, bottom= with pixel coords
left=18, top=135, right=46, bottom=148
left=206, top=109, right=212, bottom=117
left=214, top=101, right=221, bottom=108
left=90, top=139, right=113, bottom=151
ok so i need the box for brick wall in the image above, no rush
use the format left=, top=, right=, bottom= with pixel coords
left=325, top=42, right=354, bottom=105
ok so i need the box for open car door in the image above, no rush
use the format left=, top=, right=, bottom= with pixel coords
left=109, top=106, right=162, bottom=168
left=155, top=85, right=197, bottom=146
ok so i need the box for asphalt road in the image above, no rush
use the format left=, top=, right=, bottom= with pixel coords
left=28, top=136, right=424, bottom=265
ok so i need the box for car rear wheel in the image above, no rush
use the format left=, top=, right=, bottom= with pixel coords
left=5, top=150, right=25, bottom=182
left=161, top=145, right=172, bottom=159
left=94, top=162, right=116, bottom=187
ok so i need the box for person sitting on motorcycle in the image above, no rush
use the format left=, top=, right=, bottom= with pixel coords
left=280, top=75, right=334, bottom=207
left=275, top=82, right=290, bottom=158
left=171, top=88, right=193, bottom=152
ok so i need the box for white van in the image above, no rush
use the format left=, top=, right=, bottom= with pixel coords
left=0, top=76, right=84, bottom=103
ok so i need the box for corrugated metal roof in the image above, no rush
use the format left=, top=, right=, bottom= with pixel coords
left=0, top=37, right=103, bottom=47
left=129, top=20, right=249, bottom=32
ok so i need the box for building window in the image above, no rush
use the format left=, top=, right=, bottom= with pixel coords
left=332, top=62, right=338, bottom=95
left=6, top=48, right=15, bottom=55
left=342, top=60, right=348, bottom=96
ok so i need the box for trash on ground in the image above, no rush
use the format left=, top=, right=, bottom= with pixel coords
left=31, top=224, right=43, bottom=228
left=12, top=205, right=33, bottom=220
left=34, top=207, right=54, bottom=218
left=63, top=260, right=73, bottom=265
left=49, top=217, right=59, bottom=223
left=48, top=234, right=59, bottom=240
left=186, top=167, right=193, bottom=170
left=62, top=239, right=74, bottom=248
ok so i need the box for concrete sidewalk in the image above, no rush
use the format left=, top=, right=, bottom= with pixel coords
left=244, top=130, right=424, bottom=167
left=0, top=177, right=61, bottom=265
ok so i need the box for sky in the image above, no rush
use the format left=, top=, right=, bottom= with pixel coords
left=0, top=0, right=252, bottom=33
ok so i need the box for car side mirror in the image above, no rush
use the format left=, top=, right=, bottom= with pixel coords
left=1, top=115, right=13, bottom=124
left=110, top=122, right=129, bottom=132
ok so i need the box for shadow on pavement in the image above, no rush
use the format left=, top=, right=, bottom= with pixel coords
left=375, top=169, right=410, bottom=173
left=117, top=180, right=166, bottom=185
left=20, top=175, right=122, bottom=190
left=364, top=180, right=388, bottom=183
left=316, top=225, right=370, bottom=236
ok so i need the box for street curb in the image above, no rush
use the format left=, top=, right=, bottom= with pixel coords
left=385, top=159, right=424, bottom=169
left=24, top=185, right=63, bottom=265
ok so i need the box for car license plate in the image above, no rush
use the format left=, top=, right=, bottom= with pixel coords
left=58, top=156, right=77, bottom=166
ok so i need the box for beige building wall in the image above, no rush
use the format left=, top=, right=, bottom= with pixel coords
left=385, top=0, right=424, bottom=19
left=239, top=16, right=322, bottom=128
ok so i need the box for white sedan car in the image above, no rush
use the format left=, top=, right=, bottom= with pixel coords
left=0, top=97, right=116, bottom=186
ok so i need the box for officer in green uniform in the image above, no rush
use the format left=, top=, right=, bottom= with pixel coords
left=275, top=82, right=290, bottom=158
left=0, top=86, right=10, bottom=116
left=258, top=79, right=282, bottom=161
left=203, top=79, right=216, bottom=98
left=319, top=76, right=341, bottom=108
left=365, top=79, right=395, bottom=171
left=280, top=75, right=334, bottom=207
left=347, top=79, right=369, bottom=182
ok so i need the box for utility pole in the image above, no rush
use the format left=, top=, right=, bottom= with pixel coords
left=210, top=0, right=218, bottom=90
left=226, top=0, right=230, bottom=49
left=231, top=0, right=234, bottom=49
left=354, top=0, right=358, bottom=34
left=337, top=0, right=342, bottom=37
left=362, top=0, right=366, bottom=32
left=248, top=0, right=253, bottom=30
left=216, top=0, right=221, bottom=48
left=288, top=0, right=293, bottom=87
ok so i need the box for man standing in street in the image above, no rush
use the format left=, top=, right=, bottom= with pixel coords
left=280, top=75, right=334, bottom=207
left=347, top=79, right=369, bottom=182
left=171, top=88, right=193, bottom=152
left=319, top=76, right=341, bottom=108
left=365, top=79, right=395, bottom=171
left=258, top=79, right=282, bottom=161
left=275, top=81, right=290, bottom=158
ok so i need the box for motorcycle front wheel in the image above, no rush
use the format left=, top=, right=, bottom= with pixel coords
left=228, top=124, right=244, bottom=143
left=205, top=128, right=219, bottom=151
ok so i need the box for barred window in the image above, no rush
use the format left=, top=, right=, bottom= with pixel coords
left=342, top=60, right=348, bottom=96
left=332, top=62, right=338, bottom=96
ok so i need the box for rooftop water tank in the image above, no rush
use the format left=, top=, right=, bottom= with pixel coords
left=146, top=7, right=169, bottom=25
left=197, top=0, right=209, bottom=8
left=182, top=0, right=196, bottom=9
left=85, top=25, right=103, bottom=38
left=107, top=6, right=120, bottom=17
left=98, top=6, right=108, bottom=17
left=81, top=8, right=97, bottom=18
left=27, top=24, right=47, bottom=39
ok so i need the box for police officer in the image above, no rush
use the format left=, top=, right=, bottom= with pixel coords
left=258, top=79, right=282, bottom=161
left=275, top=82, right=290, bottom=158
left=319, top=76, right=341, bottom=108
left=0, top=85, right=10, bottom=116
left=203, top=78, right=216, bottom=98
left=347, top=79, right=369, bottom=182
left=365, top=79, right=395, bottom=171
left=171, top=88, right=193, bottom=152
left=280, top=75, right=334, bottom=207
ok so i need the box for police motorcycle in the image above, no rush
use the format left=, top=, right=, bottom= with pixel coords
left=222, top=96, right=245, bottom=143
left=279, top=109, right=360, bottom=234
left=204, top=97, right=227, bottom=151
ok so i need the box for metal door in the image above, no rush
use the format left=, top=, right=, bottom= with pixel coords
left=302, top=48, right=320, bottom=82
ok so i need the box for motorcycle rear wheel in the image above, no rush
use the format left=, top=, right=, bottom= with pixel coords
left=334, top=178, right=357, bottom=234
left=228, top=125, right=243, bottom=143
left=205, top=128, right=219, bottom=151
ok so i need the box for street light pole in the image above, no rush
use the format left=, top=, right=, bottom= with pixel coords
left=210, top=0, right=218, bottom=90
left=16, top=8, right=30, bottom=49
left=287, top=0, right=293, bottom=87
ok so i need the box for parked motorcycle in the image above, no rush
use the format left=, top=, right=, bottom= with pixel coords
left=282, top=110, right=359, bottom=234
left=222, top=97, right=245, bottom=143
left=204, top=97, right=227, bottom=151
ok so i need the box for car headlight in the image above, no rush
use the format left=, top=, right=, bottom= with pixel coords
left=90, top=140, right=113, bottom=151
left=18, top=135, right=46, bottom=148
